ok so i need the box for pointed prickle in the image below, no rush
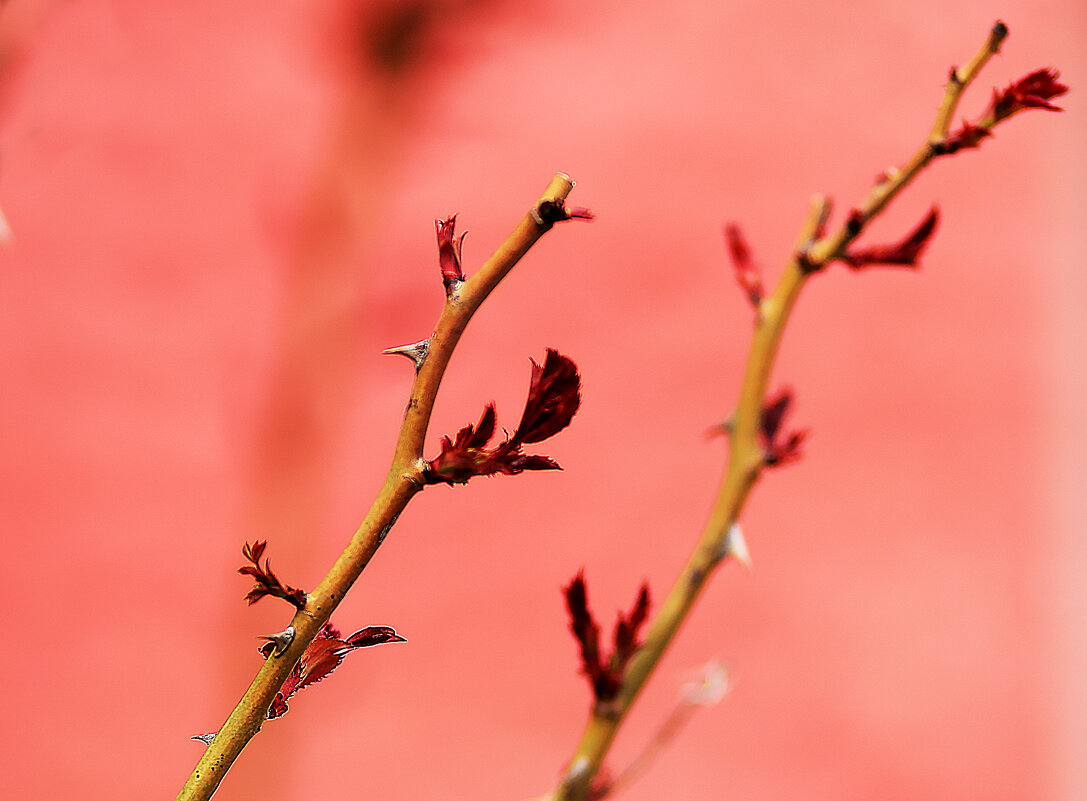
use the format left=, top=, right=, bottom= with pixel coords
left=382, top=339, right=430, bottom=369
left=681, top=661, right=732, bottom=707
left=260, top=626, right=296, bottom=658
left=191, top=732, right=217, bottom=746
left=720, top=523, right=751, bottom=570
left=705, top=416, right=733, bottom=439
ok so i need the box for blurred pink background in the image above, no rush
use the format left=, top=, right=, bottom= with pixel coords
left=1, top=1, right=1085, bottom=799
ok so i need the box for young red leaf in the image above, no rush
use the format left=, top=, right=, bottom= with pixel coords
left=565, top=572, right=605, bottom=689
left=422, top=350, right=581, bottom=486
left=564, top=572, right=652, bottom=703
left=436, top=214, right=466, bottom=293
left=840, top=207, right=940, bottom=270
left=985, top=68, right=1068, bottom=123
left=238, top=540, right=307, bottom=610
left=759, top=389, right=808, bottom=468
left=723, top=223, right=763, bottom=307
left=512, top=349, right=582, bottom=445
left=611, top=583, right=651, bottom=669
left=261, top=622, right=405, bottom=720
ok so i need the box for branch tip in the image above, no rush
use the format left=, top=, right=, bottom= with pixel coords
left=532, top=199, right=595, bottom=226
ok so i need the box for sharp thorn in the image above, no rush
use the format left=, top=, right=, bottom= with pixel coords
left=259, top=626, right=295, bottom=658
left=681, top=660, right=732, bottom=707
left=721, top=523, right=752, bottom=571
left=382, top=339, right=429, bottom=369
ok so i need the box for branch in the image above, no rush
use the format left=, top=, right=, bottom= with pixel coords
left=176, top=173, right=583, bottom=801
left=547, top=22, right=1064, bottom=800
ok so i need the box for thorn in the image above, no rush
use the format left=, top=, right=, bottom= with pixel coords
left=382, top=339, right=429, bottom=370
left=681, top=661, right=732, bottom=707
left=259, top=626, right=295, bottom=658
left=705, top=415, right=734, bottom=440
left=191, top=732, right=217, bottom=746
left=720, top=523, right=751, bottom=571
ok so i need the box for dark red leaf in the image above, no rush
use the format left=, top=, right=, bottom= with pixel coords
left=239, top=540, right=308, bottom=610
left=759, top=389, right=808, bottom=468
left=263, top=621, right=405, bottom=720
left=841, top=207, right=939, bottom=270
left=986, top=68, right=1068, bottom=123
left=505, top=453, right=562, bottom=472
left=342, top=625, right=407, bottom=651
left=723, top=223, right=763, bottom=307
left=565, top=571, right=603, bottom=684
left=513, top=350, right=581, bottom=445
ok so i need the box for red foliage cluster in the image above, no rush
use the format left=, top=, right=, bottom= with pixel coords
left=238, top=540, right=308, bottom=610
left=841, top=208, right=940, bottom=271
left=723, top=223, right=764, bottom=307
left=759, top=389, right=807, bottom=467
left=986, top=67, right=1068, bottom=123
left=422, top=349, right=581, bottom=485
left=564, top=571, right=651, bottom=703
left=262, top=622, right=406, bottom=720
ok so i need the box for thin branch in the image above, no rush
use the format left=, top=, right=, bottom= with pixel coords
left=176, top=173, right=580, bottom=801
left=547, top=23, right=1036, bottom=800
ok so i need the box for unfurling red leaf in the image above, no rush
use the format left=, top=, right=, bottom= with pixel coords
left=564, top=572, right=652, bottom=703
left=565, top=572, right=603, bottom=685
left=985, top=68, right=1068, bottom=123
left=436, top=214, right=466, bottom=292
left=422, top=350, right=581, bottom=486
left=723, top=223, right=764, bottom=307
left=759, top=389, right=808, bottom=468
left=611, top=583, right=650, bottom=669
left=261, top=622, right=405, bottom=720
left=841, top=207, right=939, bottom=270
left=239, top=540, right=308, bottom=610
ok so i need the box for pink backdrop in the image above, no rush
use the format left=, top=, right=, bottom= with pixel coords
left=2, top=2, right=1085, bottom=799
